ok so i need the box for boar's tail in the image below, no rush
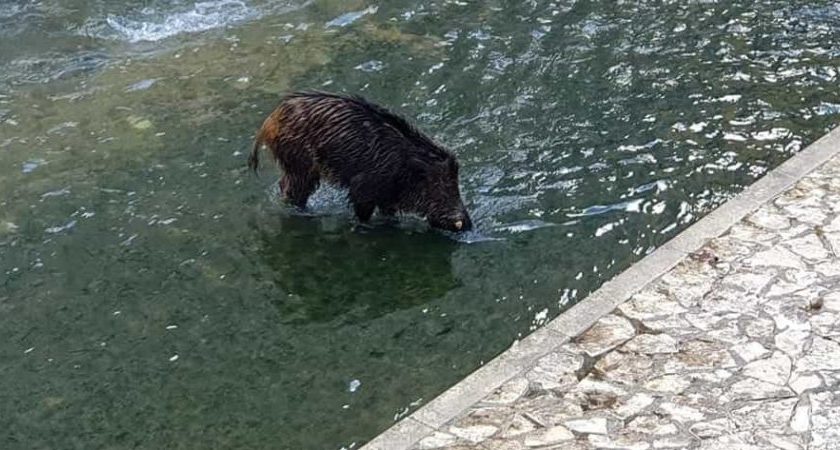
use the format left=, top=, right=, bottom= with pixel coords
left=248, top=131, right=263, bottom=174
left=249, top=110, right=284, bottom=174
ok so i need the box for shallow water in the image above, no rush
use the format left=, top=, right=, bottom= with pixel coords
left=2, top=0, right=839, bottom=448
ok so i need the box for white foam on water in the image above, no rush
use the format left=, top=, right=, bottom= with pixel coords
left=448, top=230, right=504, bottom=244
left=752, top=128, right=791, bottom=141
left=492, top=220, right=556, bottom=234
left=325, top=6, right=378, bottom=28
left=0, top=4, right=24, bottom=20
left=125, top=78, right=158, bottom=91
left=104, top=0, right=260, bottom=43
left=45, top=220, right=77, bottom=234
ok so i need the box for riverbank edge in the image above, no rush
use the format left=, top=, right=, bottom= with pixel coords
left=359, top=125, right=840, bottom=450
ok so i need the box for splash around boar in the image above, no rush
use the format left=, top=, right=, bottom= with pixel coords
left=249, top=91, right=473, bottom=232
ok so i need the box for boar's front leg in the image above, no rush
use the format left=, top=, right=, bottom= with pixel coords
left=349, top=174, right=377, bottom=222
left=353, top=202, right=375, bottom=222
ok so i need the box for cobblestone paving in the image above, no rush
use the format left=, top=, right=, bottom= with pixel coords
left=411, top=155, right=840, bottom=449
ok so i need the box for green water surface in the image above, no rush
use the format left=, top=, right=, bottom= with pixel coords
left=2, top=0, right=840, bottom=448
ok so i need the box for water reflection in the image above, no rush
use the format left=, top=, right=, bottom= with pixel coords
left=257, top=213, right=459, bottom=324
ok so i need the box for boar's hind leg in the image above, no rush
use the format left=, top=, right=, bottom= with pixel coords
left=283, top=173, right=319, bottom=209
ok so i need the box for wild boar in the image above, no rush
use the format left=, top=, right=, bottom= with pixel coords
left=249, top=91, right=473, bottom=232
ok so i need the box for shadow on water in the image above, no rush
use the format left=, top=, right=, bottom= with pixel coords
left=256, top=213, right=460, bottom=324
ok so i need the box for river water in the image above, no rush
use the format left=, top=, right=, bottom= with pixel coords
left=1, top=0, right=839, bottom=448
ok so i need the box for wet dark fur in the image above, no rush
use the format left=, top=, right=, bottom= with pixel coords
left=249, top=91, right=472, bottom=232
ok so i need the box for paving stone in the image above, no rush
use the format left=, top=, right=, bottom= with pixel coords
left=824, top=292, right=840, bottom=311
left=721, top=270, right=777, bottom=294
left=483, top=377, right=529, bottom=405
left=826, top=214, right=840, bottom=232
left=707, top=322, right=750, bottom=345
left=811, top=427, right=840, bottom=450
left=588, top=434, right=650, bottom=450
left=810, top=311, right=840, bottom=338
left=729, top=222, right=778, bottom=245
left=519, top=397, right=584, bottom=425
left=563, top=417, right=609, bottom=435
left=743, top=315, right=776, bottom=339
left=568, top=314, right=636, bottom=358
left=785, top=233, right=832, bottom=261
left=742, top=352, right=792, bottom=386
left=701, top=289, right=763, bottom=315
left=660, top=268, right=717, bottom=308
left=658, top=402, right=705, bottom=423
left=664, top=340, right=737, bottom=372
left=638, top=315, right=696, bottom=336
left=790, top=399, right=810, bottom=433
left=479, top=440, right=526, bottom=450
left=572, top=377, right=627, bottom=397
left=724, top=378, right=795, bottom=402
left=618, top=291, right=687, bottom=321
left=730, top=341, right=771, bottom=363
left=747, top=207, right=791, bottom=230
left=768, top=302, right=812, bottom=333
left=447, top=425, right=498, bottom=444
left=455, top=407, right=514, bottom=428
left=414, top=445, right=479, bottom=450
left=644, top=374, right=691, bottom=394
left=521, top=426, right=574, bottom=447
left=775, top=329, right=812, bottom=359
left=596, top=351, right=655, bottom=385
left=775, top=190, right=829, bottom=225
left=814, top=260, right=840, bottom=277
left=613, top=393, right=655, bottom=419
left=765, top=270, right=819, bottom=297
left=757, top=432, right=805, bottom=450
left=622, top=334, right=679, bottom=355
left=789, top=371, right=823, bottom=394
left=566, top=390, right=621, bottom=414
left=680, top=390, right=724, bottom=410
left=810, top=391, right=840, bottom=431
left=698, top=433, right=765, bottom=450
left=525, top=351, right=583, bottom=392
left=684, top=311, right=741, bottom=331
left=689, top=418, right=735, bottom=438
left=626, top=415, right=678, bottom=436
left=796, top=336, right=840, bottom=371
left=820, top=370, right=840, bottom=389
left=653, top=437, right=695, bottom=449
left=687, top=370, right=733, bottom=384
left=706, top=235, right=758, bottom=260
left=746, top=246, right=806, bottom=269
left=416, top=432, right=459, bottom=449
left=498, top=415, right=538, bottom=439
left=731, top=398, right=798, bottom=430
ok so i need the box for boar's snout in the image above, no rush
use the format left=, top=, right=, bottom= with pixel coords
left=456, top=211, right=473, bottom=232
left=430, top=209, right=473, bottom=233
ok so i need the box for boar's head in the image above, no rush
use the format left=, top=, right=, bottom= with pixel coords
left=406, top=150, right=473, bottom=233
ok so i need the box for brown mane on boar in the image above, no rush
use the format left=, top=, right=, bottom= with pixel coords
left=249, top=91, right=473, bottom=232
